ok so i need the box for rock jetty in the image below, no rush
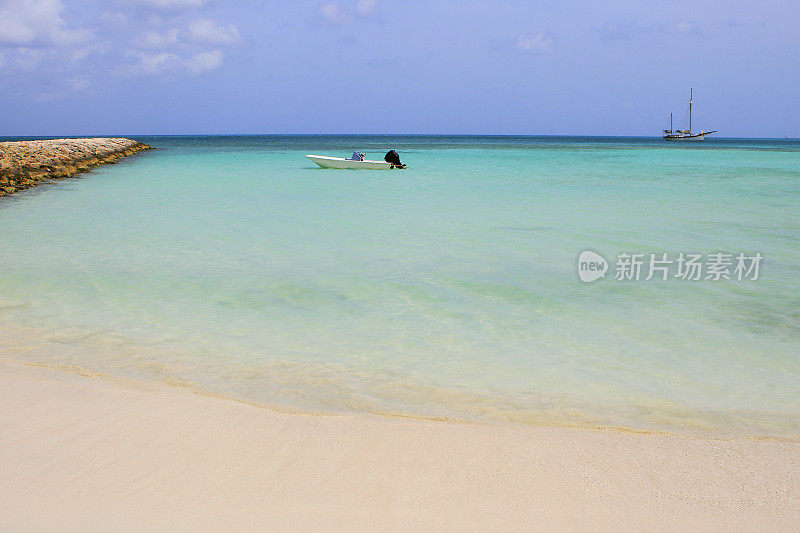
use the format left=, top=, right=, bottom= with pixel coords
left=0, top=138, right=152, bottom=197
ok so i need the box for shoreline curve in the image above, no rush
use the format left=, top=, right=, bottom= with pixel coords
left=1, top=359, right=798, bottom=531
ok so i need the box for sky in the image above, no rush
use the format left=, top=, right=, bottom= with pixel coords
left=0, top=0, right=798, bottom=137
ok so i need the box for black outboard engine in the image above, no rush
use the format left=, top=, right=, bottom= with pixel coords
left=384, top=150, right=405, bottom=169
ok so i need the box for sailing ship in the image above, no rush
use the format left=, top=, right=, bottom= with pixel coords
left=663, top=89, right=717, bottom=141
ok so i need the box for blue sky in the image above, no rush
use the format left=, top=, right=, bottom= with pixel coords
left=0, top=0, right=798, bottom=136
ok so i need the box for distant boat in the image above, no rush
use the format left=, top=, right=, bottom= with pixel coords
left=306, top=153, right=390, bottom=169
left=663, top=89, right=717, bottom=141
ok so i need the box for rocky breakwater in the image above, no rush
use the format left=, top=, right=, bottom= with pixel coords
left=0, top=138, right=152, bottom=198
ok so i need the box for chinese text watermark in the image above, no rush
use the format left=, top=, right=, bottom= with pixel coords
left=577, top=251, right=762, bottom=283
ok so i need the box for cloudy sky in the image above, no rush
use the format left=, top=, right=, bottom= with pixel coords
left=0, top=0, right=797, bottom=136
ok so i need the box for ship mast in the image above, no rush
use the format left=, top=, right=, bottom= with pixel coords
left=670, top=113, right=672, bottom=132
left=689, top=88, right=692, bottom=134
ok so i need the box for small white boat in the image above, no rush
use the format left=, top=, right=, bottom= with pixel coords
left=306, top=154, right=390, bottom=170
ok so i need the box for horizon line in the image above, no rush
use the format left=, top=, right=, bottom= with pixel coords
left=2, top=133, right=799, bottom=141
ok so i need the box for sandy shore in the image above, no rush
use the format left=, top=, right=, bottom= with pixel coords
left=0, top=138, right=151, bottom=197
left=0, top=361, right=797, bottom=531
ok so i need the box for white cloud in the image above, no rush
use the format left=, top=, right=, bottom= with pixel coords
left=318, top=3, right=349, bottom=24
left=517, top=32, right=554, bottom=53
left=68, top=41, right=110, bottom=62
left=317, top=0, right=379, bottom=25
left=120, top=48, right=223, bottom=76
left=68, top=76, right=89, bottom=90
left=135, top=0, right=208, bottom=10
left=100, top=11, right=128, bottom=27
left=183, top=19, right=240, bottom=45
left=185, top=48, right=223, bottom=74
left=136, top=51, right=180, bottom=74
left=120, top=50, right=180, bottom=75
left=135, top=20, right=239, bottom=49
left=71, top=47, right=91, bottom=60
left=123, top=16, right=235, bottom=77
left=356, top=0, right=376, bottom=15
left=0, top=0, right=90, bottom=47
left=139, top=28, right=179, bottom=48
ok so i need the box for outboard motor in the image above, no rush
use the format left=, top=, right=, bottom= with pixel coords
left=384, top=150, right=405, bottom=169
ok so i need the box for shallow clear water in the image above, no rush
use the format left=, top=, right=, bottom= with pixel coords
left=1, top=135, right=799, bottom=435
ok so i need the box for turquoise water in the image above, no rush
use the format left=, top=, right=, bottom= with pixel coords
left=1, top=135, right=799, bottom=436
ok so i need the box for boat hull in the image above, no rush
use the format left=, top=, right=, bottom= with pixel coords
left=664, top=134, right=706, bottom=141
left=663, top=134, right=707, bottom=141
left=306, top=155, right=390, bottom=169
left=663, top=130, right=716, bottom=142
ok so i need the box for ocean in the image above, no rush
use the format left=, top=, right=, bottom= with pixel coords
left=1, top=135, right=798, bottom=436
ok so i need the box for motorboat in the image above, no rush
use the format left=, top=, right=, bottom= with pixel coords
left=306, top=152, right=390, bottom=169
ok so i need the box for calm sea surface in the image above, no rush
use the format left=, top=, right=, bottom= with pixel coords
left=1, top=135, right=798, bottom=435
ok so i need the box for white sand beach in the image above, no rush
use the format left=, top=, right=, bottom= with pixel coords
left=1, top=360, right=798, bottom=531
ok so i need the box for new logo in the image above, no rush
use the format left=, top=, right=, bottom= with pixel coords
left=577, top=250, right=608, bottom=283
